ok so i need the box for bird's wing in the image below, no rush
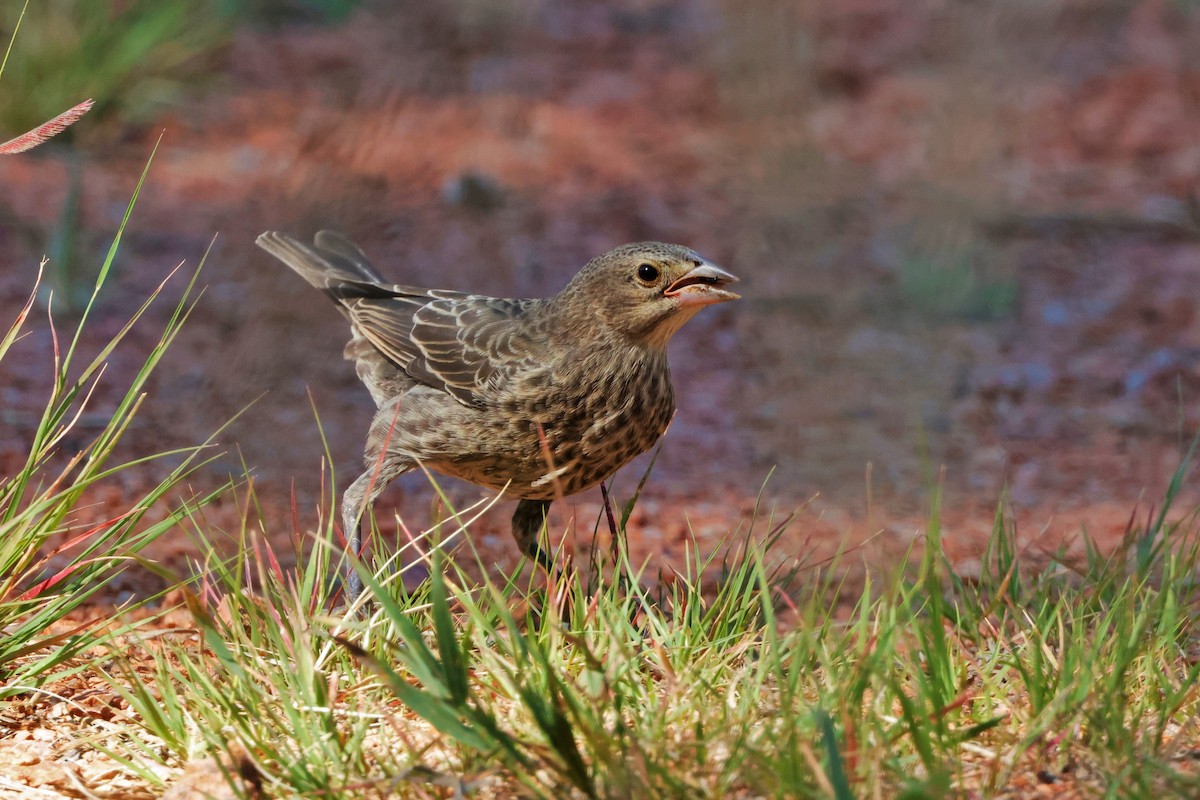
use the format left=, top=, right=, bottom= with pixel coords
left=257, top=231, right=547, bottom=407
left=348, top=290, right=547, bottom=408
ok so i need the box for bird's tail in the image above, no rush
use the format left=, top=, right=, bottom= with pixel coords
left=256, top=231, right=387, bottom=291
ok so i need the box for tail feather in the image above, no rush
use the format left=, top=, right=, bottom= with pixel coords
left=255, top=231, right=385, bottom=295
left=257, top=230, right=414, bottom=407
left=313, top=230, right=386, bottom=283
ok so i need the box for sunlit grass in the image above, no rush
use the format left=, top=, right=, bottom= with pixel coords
left=78, top=443, right=1200, bottom=798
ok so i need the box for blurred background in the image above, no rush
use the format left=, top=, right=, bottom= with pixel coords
left=2, top=0, right=1199, bottom=575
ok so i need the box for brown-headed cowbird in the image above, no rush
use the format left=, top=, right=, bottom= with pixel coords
left=256, top=231, right=738, bottom=599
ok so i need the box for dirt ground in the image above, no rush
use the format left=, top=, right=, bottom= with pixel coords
left=2, top=0, right=1200, bottom=590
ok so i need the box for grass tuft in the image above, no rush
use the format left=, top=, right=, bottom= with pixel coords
left=0, top=149, right=227, bottom=701
left=85, top=444, right=1200, bottom=796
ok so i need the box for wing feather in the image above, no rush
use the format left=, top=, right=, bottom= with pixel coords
left=343, top=291, right=547, bottom=408
left=259, top=231, right=545, bottom=408
left=402, top=296, right=546, bottom=407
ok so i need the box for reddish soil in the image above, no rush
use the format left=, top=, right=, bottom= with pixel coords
left=2, top=0, right=1200, bottom=590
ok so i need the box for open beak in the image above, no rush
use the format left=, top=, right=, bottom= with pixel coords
left=664, top=263, right=740, bottom=308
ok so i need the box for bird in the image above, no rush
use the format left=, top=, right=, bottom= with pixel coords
left=256, top=230, right=739, bottom=600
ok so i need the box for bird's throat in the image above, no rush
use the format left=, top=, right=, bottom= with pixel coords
left=643, top=307, right=702, bottom=349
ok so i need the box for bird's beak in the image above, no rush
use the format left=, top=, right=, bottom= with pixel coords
left=664, top=263, right=740, bottom=307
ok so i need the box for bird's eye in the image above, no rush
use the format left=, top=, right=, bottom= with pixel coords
left=637, top=263, right=659, bottom=283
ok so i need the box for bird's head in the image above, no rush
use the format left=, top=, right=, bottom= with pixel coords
left=559, top=242, right=739, bottom=349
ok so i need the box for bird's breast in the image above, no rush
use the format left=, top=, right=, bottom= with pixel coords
left=507, top=347, right=675, bottom=496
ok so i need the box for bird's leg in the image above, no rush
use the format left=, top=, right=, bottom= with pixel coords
left=341, top=458, right=410, bottom=604
left=598, top=482, right=630, bottom=594
left=340, top=474, right=370, bottom=604
left=513, top=498, right=575, bottom=624
left=511, top=498, right=556, bottom=573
